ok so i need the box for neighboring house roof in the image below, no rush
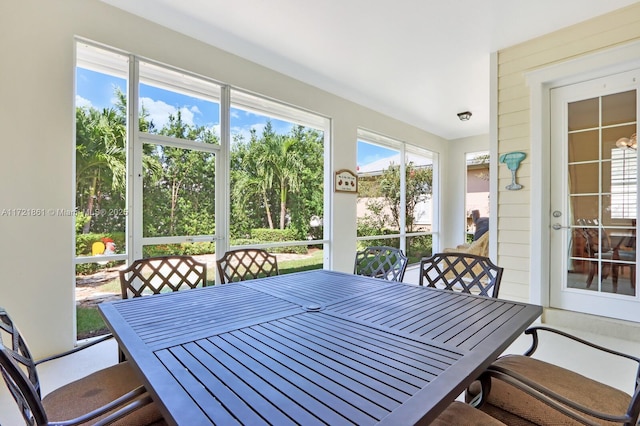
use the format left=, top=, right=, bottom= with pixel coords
left=357, top=153, right=433, bottom=175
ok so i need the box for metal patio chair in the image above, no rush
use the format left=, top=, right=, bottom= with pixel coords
left=354, top=245, right=408, bottom=282
left=119, top=255, right=208, bottom=299
left=419, top=252, right=503, bottom=298
left=0, top=306, right=164, bottom=425
left=216, top=248, right=279, bottom=283
left=467, top=326, right=640, bottom=425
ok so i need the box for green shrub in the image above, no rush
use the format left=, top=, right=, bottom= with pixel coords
left=251, top=228, right=296, bottom=241
left=142, top=242, right=216, bottom=257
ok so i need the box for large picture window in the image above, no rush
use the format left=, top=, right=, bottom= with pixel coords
left=74, top=40, right=329, bottom=339
left=356, top=129, right=435, bottom=264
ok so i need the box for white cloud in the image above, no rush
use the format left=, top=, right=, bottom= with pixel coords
left=141, top=97, right=200, bottom=129
left=231, top=125, right=252, bottom=144
left=76, top=95, right=93, bottom=109
left=177, top=106, right=195, bottom=126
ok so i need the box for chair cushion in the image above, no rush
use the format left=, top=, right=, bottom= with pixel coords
left=43, top=361, right=165, bottom=425
left=444, top=232, right=489, bottom=257
left=430, top=401, right=506, bottom=425
left=480, top=355, right=632, bottom=426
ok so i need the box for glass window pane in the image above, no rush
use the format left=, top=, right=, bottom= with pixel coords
left=139, top=61, right=221, bottom=143
left=407, top=235, right=432, bottom=263
left=568, top=130, right=599, bottom=163
left=602, top=90, right=636, bottom=126
left=609, top=148, right=637, bottom=220
left=75, top=44, right=128, bottom=257
left=568, top=163, right=600, bottom=194
left=229, top=91, right=325, bottom=249
left=357, top=141, right=400, bottom=238
left=568, top=97, right=599, bottom=131
left=569, top=195, right=599, bottom=225
left=143, top=144, right=216, bottom=238
left=405, top=151, right=434, bottom=233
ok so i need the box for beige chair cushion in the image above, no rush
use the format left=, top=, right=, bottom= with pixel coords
left=42, top=361, right=165, bottom=425
left=430, top=401, right=506, bottom=425
left=440, top=232, right=491, bottom=281
left=444, top=232, right=489, bottom=257
left=479, top=355, right=632, bottom=426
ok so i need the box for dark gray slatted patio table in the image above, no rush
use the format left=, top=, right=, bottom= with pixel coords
left=99, top=269, right=541, bottom=425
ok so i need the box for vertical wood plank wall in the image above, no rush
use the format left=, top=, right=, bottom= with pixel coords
left=496, top=3, right=640, bottom=302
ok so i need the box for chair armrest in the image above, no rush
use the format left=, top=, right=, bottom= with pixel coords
left=34, top=333, right=114, bottom=366
left=53, top=385, right=151, bottom=426
left=523, top=326, right=640, bottom=390
left=481, top=365, right=637, bottom=425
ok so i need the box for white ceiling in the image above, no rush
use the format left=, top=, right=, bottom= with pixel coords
left=102, top=0, right=638, bottom=140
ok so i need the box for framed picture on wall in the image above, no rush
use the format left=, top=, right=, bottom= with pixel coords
left=335, top=169, right=358, bottom=193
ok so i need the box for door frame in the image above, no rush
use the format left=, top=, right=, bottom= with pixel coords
left=527, top=40, right=640, bottom=312
left=549, top=76, right=639, bottom=320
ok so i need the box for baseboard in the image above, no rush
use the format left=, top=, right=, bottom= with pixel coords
left=543, top=308, right=640, bottom=343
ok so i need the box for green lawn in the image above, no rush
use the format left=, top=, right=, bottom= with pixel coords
left=77, top=250, right=325, bottom=339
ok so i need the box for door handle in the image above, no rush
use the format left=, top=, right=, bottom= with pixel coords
left=552, top=223, right=569, bottom=230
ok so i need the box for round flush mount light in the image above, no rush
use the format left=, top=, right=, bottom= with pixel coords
left=457, top=111, right=472, bottom=121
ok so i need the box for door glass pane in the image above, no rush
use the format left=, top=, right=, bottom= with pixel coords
left=567, top=91, right=636, bottom=297
left=602, top=90, right=636, bottom=126
left=568, top=163, right=599, bottom=194
left=568, top=130, right=599, bottom=162
left=568, top=97, right=599, bottom=131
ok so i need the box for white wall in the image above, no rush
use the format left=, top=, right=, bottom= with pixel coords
left=0, top=0, right=449, bottom=357
left=496, top=2, right=640, bottom=304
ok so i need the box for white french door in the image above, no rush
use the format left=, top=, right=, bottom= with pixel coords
left=550, top=70, right=640, bottom=322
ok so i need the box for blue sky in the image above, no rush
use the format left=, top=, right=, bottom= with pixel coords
left=76, top=67, right=390, bottom=166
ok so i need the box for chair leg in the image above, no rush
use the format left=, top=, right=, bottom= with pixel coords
left=586, top=260, right=597, bottom=288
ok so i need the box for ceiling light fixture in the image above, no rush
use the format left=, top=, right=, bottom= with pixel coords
left=457, top=111, right=472, bottom=121
left=616, top=133, right=637, bottom=150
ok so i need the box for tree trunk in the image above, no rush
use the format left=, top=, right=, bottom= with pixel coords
left=279, top=180, right=287, bottom=230
left=263, top=190, right=274, bottom=229
left=82, top=171, right=99, bottom=234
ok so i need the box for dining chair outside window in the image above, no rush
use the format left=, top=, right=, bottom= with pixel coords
left=353, top=246, right=408, bottom=282
left=119, top=255, right=208, bottom=299
left=0, top=307, right=165, bottom=426
left=578, top=218, right=636, bottom=293
left=466, top=326, right=640, bottom=425
left=418, top=253, right=503, bottom=298
left=216, top=248, right=279, bottom=283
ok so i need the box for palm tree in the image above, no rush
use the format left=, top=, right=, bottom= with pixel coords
left=75, top=106, right=126, bottom=233
left=255, top=126, right=303, bottom=230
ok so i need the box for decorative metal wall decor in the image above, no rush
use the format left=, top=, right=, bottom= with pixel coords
left=499, top=151, right=526, bottom=190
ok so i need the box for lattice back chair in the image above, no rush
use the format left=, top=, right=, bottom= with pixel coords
left=578, top=218, right=617, bottom=289
left=119, top=255, right=207, bottom=299
left=216, top=249, right=279, bottom=284
left=0, top=307, right=163, bottom=426
left=354, top=246, right=409, bottom=282
left=419, top=253, right=503, bottom=298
